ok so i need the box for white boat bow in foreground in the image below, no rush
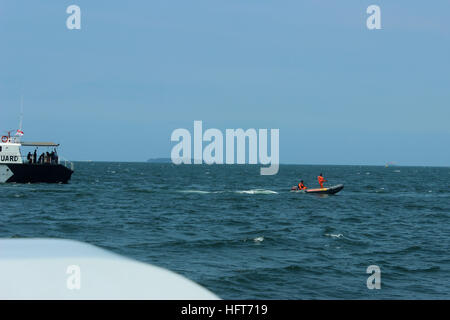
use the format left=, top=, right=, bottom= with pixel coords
left=0, top=238, right=219, bottom=300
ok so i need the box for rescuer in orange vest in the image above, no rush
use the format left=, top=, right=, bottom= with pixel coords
left=318, top=173, right=327, bottom=188
left=298, top=180, right=307, bottom=190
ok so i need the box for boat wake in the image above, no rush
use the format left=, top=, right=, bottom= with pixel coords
left=178, top=190, right=221, bottom=194
left=177, top=189, right=278, bottom=195
left=236, top=189, right=278, bottom=195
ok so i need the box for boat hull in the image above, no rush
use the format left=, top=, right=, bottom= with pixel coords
left=0, top=163, right=73, bottom=183
left=291, top=184, right=344, bottom=195
left=305, top=184, right=344, bottom=195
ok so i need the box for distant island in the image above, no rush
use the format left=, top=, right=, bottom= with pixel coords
left=147, top=158, right=172, bottom=163
left=146, top=158, right=205, bottom=163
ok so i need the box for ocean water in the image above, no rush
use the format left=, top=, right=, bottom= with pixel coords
left=1, top=163, right=449, bottom=299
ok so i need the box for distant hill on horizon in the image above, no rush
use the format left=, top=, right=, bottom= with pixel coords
left=147, top=158, right=172, bottom=163
left=146, top=158, right=209, bottom=163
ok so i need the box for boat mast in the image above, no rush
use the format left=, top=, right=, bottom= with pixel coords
left=19, top=96, right=23, bottom=131
left=17, top=95, right=24, bottom=143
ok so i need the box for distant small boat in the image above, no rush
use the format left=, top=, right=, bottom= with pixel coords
left=385, top=161, right=397, bottom=168
left=291, top=184, right=344, bottom=195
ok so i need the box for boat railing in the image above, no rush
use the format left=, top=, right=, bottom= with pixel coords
left=2, top=136, right=21, bottom=144
left=21, top=155, right=74, bottom=171
left=59, top=157, right=75, bottom=171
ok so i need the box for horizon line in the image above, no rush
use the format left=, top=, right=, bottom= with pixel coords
left=70, top=160, right=450, bottom=168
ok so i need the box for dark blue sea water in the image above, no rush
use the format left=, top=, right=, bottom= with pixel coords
left=1, top=163, right=449, bottom=299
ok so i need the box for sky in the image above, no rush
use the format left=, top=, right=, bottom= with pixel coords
left=0, top=1, right=449, bottom=166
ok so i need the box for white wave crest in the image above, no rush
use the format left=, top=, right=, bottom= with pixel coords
left=325, top=233, right=343, bottom=238
left=179, top=190, right=214, bottom=194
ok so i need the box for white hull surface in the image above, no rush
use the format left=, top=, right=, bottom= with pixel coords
left=0, top=239, right=219, bottom=300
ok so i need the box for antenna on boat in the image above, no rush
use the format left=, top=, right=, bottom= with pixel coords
left=19, top=95, right=23, bottom=132
left=14, top=95, right=25, bottom=141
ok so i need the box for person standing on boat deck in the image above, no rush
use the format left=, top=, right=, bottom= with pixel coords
left=318, top=173, right=327, bottom=189
left=54, top=149, right=58, bottom=164
left=33, top=149, right=37, bottom=164
left=27, top=152, right=32, bottom=164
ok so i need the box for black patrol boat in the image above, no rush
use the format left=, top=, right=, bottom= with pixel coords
left=0, top=132, right=74, bottom=183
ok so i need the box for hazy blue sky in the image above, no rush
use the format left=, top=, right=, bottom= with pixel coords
left=0, top=1, right=449, bottom=165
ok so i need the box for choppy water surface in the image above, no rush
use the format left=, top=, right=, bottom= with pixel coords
left=1, top=163, right=449, bottom=299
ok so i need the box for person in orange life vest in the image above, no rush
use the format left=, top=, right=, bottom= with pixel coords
left=318, top=173, right=327, bottom=188
left=298, top=180, right=307, bottom=190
